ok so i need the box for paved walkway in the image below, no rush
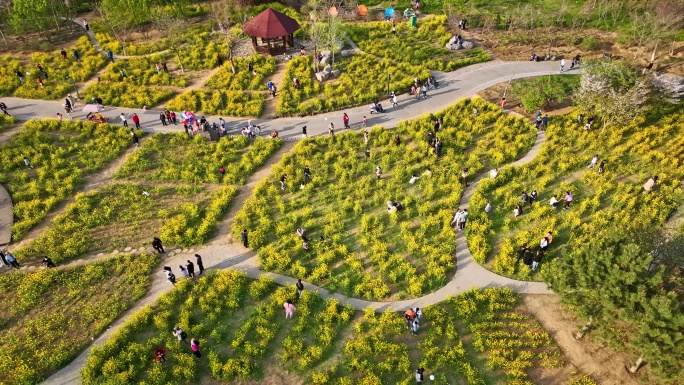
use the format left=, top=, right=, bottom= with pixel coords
left=0, top=184, right=12, bottom=245
left=4, top=60, right=571, bottom=139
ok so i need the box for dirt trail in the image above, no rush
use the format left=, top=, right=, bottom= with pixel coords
left=0, top=123, right=24, bottom=143
left=261, top=62, right=288, bottom=119
left=523, top=294, right=642, bottom=385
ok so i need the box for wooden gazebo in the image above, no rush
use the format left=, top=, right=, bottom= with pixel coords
left=243, top=8, right=301, bottom=56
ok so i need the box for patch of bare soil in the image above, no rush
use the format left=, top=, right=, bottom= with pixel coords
left=522, top=294, right=644, bottom=385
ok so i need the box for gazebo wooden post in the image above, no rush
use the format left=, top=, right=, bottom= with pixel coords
left=251, top=36, right=257, bottom=51
left=282, top=36, right=286, bottom=50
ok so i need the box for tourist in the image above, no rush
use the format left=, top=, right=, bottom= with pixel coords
left=588, top=155, right=598, bottom=169
left=241, top=230, right=248, bottom=247
left=530, top=190, right=538, bottom=204
left=541, top=115, right=549, bottom=130
left=485, top=200, right=492, bottom=213
left=328, top=122, right=335, bottom=136
left=540, top=236, right=549, bottom=252
left=412, top=317, right=420, bottom=336
left=36, top=77, right=44, bottom=87
left=154, top=346, right=166, bottom=364
left=219, top=166, right=225, bottom=176
left=473, top=107, right=478, bottom=117
left=23, top=157, right=32, bottom=169
left=559, top=58, right=565, bottom=72
left=280, top=174, right=287, bottom=190
left=577, top=114, right=583, bottom=124
left=179, top=265, right=188, bottom=279
left=186, top=260, right=195, bottom=278
left=296, top=279, right=304, bottom=299
left=643, top=176, right=658, bottom=192
left=132, top=113, right=140, bottom=129
left=364, top=130, right=369, bottom=145
left=394, top=134, right=401, bottom=146
left=271, top=85, right=277, bottom=98
left=563, top=191, right=573, bottom=210
left=549, top=195, right=559, bottom=208
left=152, top=237, right=164, bottom=253
left=302, top=125, right=307, bottom=138
left=459, top=209, right=468, bottom=230
left=162, top=61, right=168, bottom=73
left=392, top=92, right=398, bottom=107
left=304, top=166, right=311, bottom=181
left=195, top=254, right=204, bottom=275
left=343, top=113, right=350, bottom=129
left=107, top=50, right=114, bottom=63
left=414, top=307, right=422, bottom=321
left=421, top=84, right=428, bottom=98
left=217, top=53, right=223, bottom=66
left=545, top=231, right=553, bottom=244
left=303, top=240, right=309, bottom=251
left=489, top=168, right=498, bottom=179
left=267, top=80, right=273, bottom=91
left=409, top=174, right=420, bottom=184
left=42, top=256, right=56, bottom=268
left=403, top=309, right=415, bottom=329
left=535, top=115, right=542, bottom=129
left=461, top=168, right=469, bottom=186
left=191, top=338, right=201, bottom=360
left=165, top=269, right=176, bottom=285
left=450, top=209, right=462, bottom=228
left=376, top=166, right=382, bottom=180
left=132, top=132, right=139, bottom=147
left=296, top=227, right=306, bottom=239
left=523, top=247, right=534, bottom=269
left=517, top=243, right=528, bottom=263
left=284, top=300, right=297, bottom=319
left=82, top=18, right=89, bottom=31
left=15, top=70, right=24, bottom=84
left=415, top=368, right=426, bottom=383
left=0, top=102, right=9, bottom=116
left=597, top=159, right=606, bottom=174
left=520, top=191, right=529, bottom=205
left=159, top=112, right=167, bottom=126
left=60, top=49, right=67, bottom=60
left=120, top=113, right=128, bottom=127
left=532, top=250, right=544, bottom=271
left=173, top=326, right=187, bottom=343
left=514, top=205, right=523, bottom=217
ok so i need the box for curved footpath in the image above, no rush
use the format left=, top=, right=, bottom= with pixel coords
left=39, top=61, right=562, bottom=384
left=5, top=60, right=572, bottom=137
left=0, top=184, right=12, bottom=245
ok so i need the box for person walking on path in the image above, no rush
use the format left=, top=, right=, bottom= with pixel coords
left=343, top=113, right=350, bottom=129
left=271, top=85, right=277, bottom=98
left=165, top=269, right=176, bottom=285
left=82, top=18, right=89, bottom=31
left=186, top=260, right=195, bottom=278
left=0, top=102, right=9, bottom=116
left=179, top=265, right=188, bottom=279
left=302, top=125, right=307, bottom=138
left=5, top=252, right=20, bottom=269
left=296, top=279, right=304, bottom=299
left=541, top=115, right=549, bottom=130
left=132, top=131, right=139, bottom=147
left=560, top=58, right=565, bottom=72
left=421, top=84, right=427, bottom=98
left=241, top=230, right=249, bottom=248
left=120, top=113, right=128, bottom=127
left=563, top=191, right=573, bottom=210
left=392, top=92, right=398, bottom=107
left=159, top=112, right=167, bottom=126
left=403, top=309, right=415, bottom=329
left=461, top=168, right=469, bottom=186
left=152, top=237, right=164, bottom=254
left=132, top=113, right=140, bottom=129
left=169, top=110, right=176, bottom=124
left=328, top=122, right=335, bottom=136
left=190, top=339, right=201, bottom=360
left=195, top=254, right=204, bottom=275
left=284, top=300, right=297, bottom=319
left=154, top=346, right=166, bottom=365
left=0, top=251, right=8, bottom=267
left=459, top=209, right=468, bottom=230
left=107, top=50, right=114, bottom=63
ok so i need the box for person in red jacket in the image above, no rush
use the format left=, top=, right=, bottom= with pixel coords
left=154, top=346, right=166, bottom=364
left=343, top=112, right=350, bottom=129
left=132, top=113, right=140, bottom=129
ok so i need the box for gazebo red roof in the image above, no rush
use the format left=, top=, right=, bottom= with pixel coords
left=243, top=8, right=301, bottom=39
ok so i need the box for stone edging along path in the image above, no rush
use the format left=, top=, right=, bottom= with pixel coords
left=0, top=184, right=12, bottom=246
left=42, top=114, right=551, bottom=385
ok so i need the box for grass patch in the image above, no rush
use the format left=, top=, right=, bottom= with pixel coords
left=166, top=89, right=265, bottom=117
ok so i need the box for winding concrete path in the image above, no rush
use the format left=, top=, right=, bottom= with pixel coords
left=3, top=60, right=574, bottom=138
left=0, top=184, right=12, bottom=245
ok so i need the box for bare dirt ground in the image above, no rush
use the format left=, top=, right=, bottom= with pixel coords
left=523, top=294, right=645, bottom=385
left=477, top=81, right=574, bottom=118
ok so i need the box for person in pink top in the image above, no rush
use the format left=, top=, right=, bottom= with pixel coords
left=190, top=338, right=201, bottom=360
left=284, top=300, right=296, bottom=319
left=563, top=191, right=573, bottom=210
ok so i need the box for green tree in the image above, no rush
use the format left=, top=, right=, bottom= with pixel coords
left=9, top=0, right=65, bottom=38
